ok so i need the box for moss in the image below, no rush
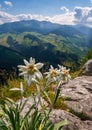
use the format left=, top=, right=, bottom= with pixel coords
left=70, top=109, right=88, bottom=121
left=63, top=96, right=72, bottom=101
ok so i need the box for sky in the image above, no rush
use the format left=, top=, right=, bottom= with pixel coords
left=0, top=0, right=92, bottom=26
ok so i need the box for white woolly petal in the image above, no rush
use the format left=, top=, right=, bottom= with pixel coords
left=19, top=71, right=27, bottom=76
left=61, top=66, right=65, bottom=71
left=19, top=68, right=26, bottom=72
left=58, top=64, right=61, bottom=68
left=35, top=63, right=44, bottom=69
left=31, top=78, right=39, bottom=84
left=53, top=77, right=57, bottom=81
left=27, top=75, right=37, bottom=86
left=35, top=71, right=43, bottom=80
left=32, top=58, right=35, bottom=64
left=67, top=74, right=71, bottom=79
left=29, top=57, right=35, bottom=64
left=29, top=57, right=32, bottom=63
left=67, top=69, right=70, bottom=72
left=24, top=59, right=29, bottom=65
left=58, top=64, right=64, bottom=69
left=17, top=65, right=26, bottom=68
left=44, top=72, right=49, bottom=75
left=45, top=74, right=50, bottom=79
left=10, top=88, right=20, bottom=91
left=50, top=65, right=54, bottom=69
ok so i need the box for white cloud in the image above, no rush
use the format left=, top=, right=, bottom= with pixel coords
left=0, top=11, right=18, bottom=24
left=0, top=19, right=3, bottom=24
left=87, top=17, right=92, bottom=22
left=16, top=14, right=47, bottom=21
left=16, top=13, right=75, bottom=25
left=0, top=6, right=92, bottom=27
left=60, top=6, right=69, bottom=13
left=0, top=11, right=80, bottom=26
left=4, top=1, right=13, bottom=7
left=16, top=8, right=92, bottom=26
left=74, top=6, right=92, bottom=26
left=49, top=13, right=75, bottom=25
left=0, top=12, right=49, bottom=24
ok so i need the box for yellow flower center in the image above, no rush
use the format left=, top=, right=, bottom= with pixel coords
left=50, top=70, right=57, bottom=77
left=27, top=64, right=37, bottom=74
left=63, top=70, right=69, bottom=75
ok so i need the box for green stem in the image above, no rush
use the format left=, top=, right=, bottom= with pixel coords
left=36, top=84, right=47, bottom=120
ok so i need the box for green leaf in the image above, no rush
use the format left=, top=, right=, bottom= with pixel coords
left=23, top=104, right=35, bottom=120
left=53, top=119, right=68, bottom=130
left=43, top=91, right=52, bottom=105
left=19, top=98, right=28, bottom=112
left=53, top=88, right=60, bottom=105
left=0, top=119, right=9, bottom=130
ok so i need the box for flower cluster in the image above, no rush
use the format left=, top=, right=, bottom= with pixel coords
left=44, top=64, right=71, bottom=86
left=58, top=65, right=71, bottom=82
left=17, top=57, right=71, bottom=87
left=45, top=65, right=60, bottom=82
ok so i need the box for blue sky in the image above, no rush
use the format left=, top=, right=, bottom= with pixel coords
left=0, top=0, right=92, bottom=26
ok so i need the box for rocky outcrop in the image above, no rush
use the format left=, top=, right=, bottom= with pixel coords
left=59, top=76, right=92, bottom=130
left=50, top=109, right=92, bottom=130
left=83, top=59, right=92, bottom=75
left=60, top=76, right=92, bottom=118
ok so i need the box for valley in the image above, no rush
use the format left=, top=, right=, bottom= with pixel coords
left=0, top=20, right=92, bottom=71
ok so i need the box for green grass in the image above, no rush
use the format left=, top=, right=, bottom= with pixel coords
left=0, top=77, right=68, bottom=111
left=0, top=79, right=21, bottom=102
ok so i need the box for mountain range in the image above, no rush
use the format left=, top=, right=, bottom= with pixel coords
left=0, top=20, right=92, bottom=71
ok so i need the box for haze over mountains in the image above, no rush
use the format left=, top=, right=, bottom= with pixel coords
left=0, top=20, right=92, bottom=71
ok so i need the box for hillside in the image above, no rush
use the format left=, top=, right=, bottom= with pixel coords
left=0, top=20, right=60, bottom=34
left=0, top=46, right=23, bottom=70
left=0, top=20, right=92, bottom=71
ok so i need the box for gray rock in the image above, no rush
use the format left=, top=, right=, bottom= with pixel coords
left=60, top=76, right=92, bottom=120
left=50, top=109, right=92, bottom=130
left=83, top=59, right=92, bottom=74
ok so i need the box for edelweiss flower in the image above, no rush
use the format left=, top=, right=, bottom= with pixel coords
left=45, top=65, right=60, bottom=82
left=18, top=57, right=43, bottom=86
left=58, top=65, right=71, bottom=81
